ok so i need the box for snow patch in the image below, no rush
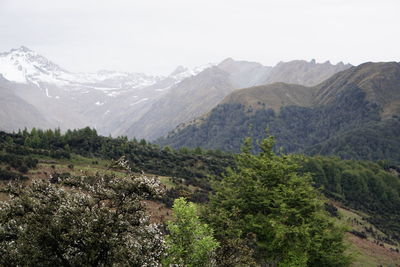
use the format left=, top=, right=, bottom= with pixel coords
left=0, top=55, right=28, bottom=83
left=155, top=85, right=172, bottom=92
left=169, top=63, right=214, bottom=83
left=45, top=88, right=52, bottom=98
left=130, top=98, right=149, bottom=106
left=107, top=91, right=121, bottom=97
left=92, top=86, right=121, bottom=91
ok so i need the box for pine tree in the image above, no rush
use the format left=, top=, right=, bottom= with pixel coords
left=206, top=136, right=351, bottom=266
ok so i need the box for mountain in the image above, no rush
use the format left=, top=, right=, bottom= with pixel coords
left=121, top=58, right=351, bottom=140
left=0, top=76, right=51, bottom=131
left=0, top=46, right=351, bottom=139
left=105, top=64, right=214, bottom=137
left=262, top=59, right=351, bottom=86
left=0, top=46, right=161, bottom=89
left=0, top=46, right=210, bottom=134
left=313, top=62, right=400, bottom=117
left=158, top=62, right=400, bottom=163
left=216, top=58, right=272, bottom=88
left=220, top=82, right=313, bottom=112
left=122, top=67, right=232, bottom=140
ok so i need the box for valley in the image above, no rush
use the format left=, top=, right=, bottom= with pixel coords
left=1, top=0, right=399, bottom=265
left=1, top=47, right=399, bottom=266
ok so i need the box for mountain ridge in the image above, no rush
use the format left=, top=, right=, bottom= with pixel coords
left=0, top=46, right=213, bottom=134
left=0, top=46, right=351, bottom=140
left=121, top=57, right=351, bottom=140
left=158, top=62, right=400, bottom=163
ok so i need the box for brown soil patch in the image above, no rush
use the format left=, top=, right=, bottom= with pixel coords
left=144, top=200, right=172, bottom=223
left=347, top=233, right=400, bottom=266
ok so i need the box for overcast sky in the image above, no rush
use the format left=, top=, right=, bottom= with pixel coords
left=0, top=0, right=399, bottom=75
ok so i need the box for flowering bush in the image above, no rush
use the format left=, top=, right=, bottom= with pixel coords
left=0, top=168, right=166, bottom=266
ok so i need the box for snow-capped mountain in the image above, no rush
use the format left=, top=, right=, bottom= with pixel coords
left=0, top=46, right=215, bottom=134
left=85, top=70, right=163, bottom=90
left=0, top=46, right=164, bottom=91
left=0, top=46, right=212, bottom=93
left=0, top=46, right=68, bottom=86
left=169, top=64, right=215, bottom=83
left=0, top=46, right=350, bottom=140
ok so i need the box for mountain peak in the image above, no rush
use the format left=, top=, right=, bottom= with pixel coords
left=13, top=46, right=33, bottom=53
left=219, top=57, right=235, bottom=63
left=217, top=57, right=236, bottom=67
left=168, top=64, right=214, bottom=83
left=7, top=46, right=37, bottom=57
left=169, top=65, right=188, bottom=76
left=315, top=61, right=400, bottom=117
left=0, top=46, right=67, bottom=85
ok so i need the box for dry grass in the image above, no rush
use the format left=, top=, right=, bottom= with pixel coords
left=222, top=82, right=314, bottom=113
left=333, top=203, right=400, bottom=266
left=347, top=234, right=400, bottom=267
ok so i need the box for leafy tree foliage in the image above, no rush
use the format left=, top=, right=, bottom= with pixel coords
left=2, top=127, right=399, bottom=244
left=205, top=137, right=351, bottom=266
left=0, top=128, right=233, bottom=187
left=0, top=168, right=27, bottom=181
left=0, top=165, right=165, bottom=266
left=302, top=156, right=400, bottom=242
left=0, top=143, right=38, bottom=180
left=163, top=198, right=219, bottom=267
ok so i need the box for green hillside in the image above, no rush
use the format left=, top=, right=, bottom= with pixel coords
left=158, top=62, right=400, bottom=164
left=1, top=129, right=399, bottom=265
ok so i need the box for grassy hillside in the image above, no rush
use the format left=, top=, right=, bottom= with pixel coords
left=302, top=156, right=400, bottom=243
left=221, top=82, right=314, bottom=112
left=338, top=206, right=400, bottom=266
left=313, top=62, right=400, bottom=118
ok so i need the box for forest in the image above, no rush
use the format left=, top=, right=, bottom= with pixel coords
left=158, top=86, right=400, bottom=164
left=0, top=128, right=399, bottom=266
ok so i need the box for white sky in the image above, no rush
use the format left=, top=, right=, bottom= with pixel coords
left=0, top=0, right=399, bottom=75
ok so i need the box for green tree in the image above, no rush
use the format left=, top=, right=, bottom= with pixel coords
left=206, top=136, right=351, bottom=266
left=194, top=146, right=203, bottom=155
left=163, top=198, right=219, bottom=267
left=163, top=145, right=173, bottom=154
